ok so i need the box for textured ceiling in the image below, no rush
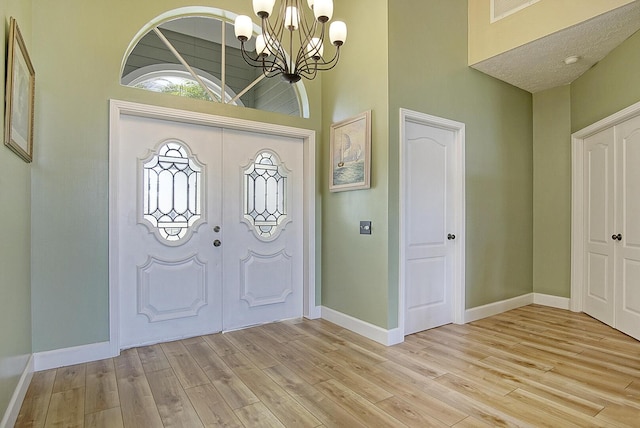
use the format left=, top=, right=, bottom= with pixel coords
left=471, top=1, right=640, bottom=93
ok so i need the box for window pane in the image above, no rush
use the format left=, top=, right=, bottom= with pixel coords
left=244, top=152, right=287, bottom=238
left=143, top=141, right=202, bottom=242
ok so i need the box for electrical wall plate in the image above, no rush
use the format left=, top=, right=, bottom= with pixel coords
left=360, top=221, right=372, bottom=235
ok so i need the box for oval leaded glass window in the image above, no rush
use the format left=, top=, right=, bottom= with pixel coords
left=141, top=141, right=203, bottom=244
left=243, top=151, right=289, bottom=239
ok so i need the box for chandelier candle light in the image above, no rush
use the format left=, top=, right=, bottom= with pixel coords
left=234, top=0, right=347, bottom=83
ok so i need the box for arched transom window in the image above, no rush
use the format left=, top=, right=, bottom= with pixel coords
left=121, top=9, right=309, bottom=118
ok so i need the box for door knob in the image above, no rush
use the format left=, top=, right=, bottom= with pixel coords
left=612, top=234, right=622, bottom=241
left=447, top=233, right=456, bottom=240
left=213, top=239, right=222, bottom=247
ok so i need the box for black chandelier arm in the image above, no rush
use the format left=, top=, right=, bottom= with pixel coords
left=316, top=46, right=341, bottom=69
left=238, top=42, right=266, bottom=68
left=261, top=14, right=294, bottom=75
left=297, top=46, right=341, bottom=77
left=239, top=41, right=285, bottom=76
left=295, top=20, right=323, bottom=68
left=295, top=4, right=319, bottom=61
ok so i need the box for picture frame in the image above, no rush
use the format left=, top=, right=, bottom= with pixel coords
left=329, top=110, right=371, bottom=192
left=4, top=17, right=35, bottom=163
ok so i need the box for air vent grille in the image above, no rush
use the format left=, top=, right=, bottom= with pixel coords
left=491, top=0, right=540, bottom=22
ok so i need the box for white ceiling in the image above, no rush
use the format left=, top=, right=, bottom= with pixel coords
left=471, top=1, right=640, bottom=93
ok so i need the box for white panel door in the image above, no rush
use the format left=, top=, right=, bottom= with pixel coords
left=221, top=129, right=304, bottom=330
left=583, top=128, right=616, bottom=327
left=614, top=115, right=640, bottom=340
left=117, top=115, right=223, bottom=348
left=404, top=120, right=456, bottom=335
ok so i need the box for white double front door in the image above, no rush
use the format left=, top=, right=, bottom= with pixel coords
left=582, top=113, right=640, bottom=341
left=115, top=114, right=303, bottom=348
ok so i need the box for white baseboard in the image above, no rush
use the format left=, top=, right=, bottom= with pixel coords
left=321, top=306, right=404, bottom=346
left=533, top=293, right=571, bottom=310
left=465, top=293, right=534, bottom=323
left=0, top=355, right=34, bottom=428
left=33, top=341, right=116, bottom=372
left=464, top=293, right=572, bottom=323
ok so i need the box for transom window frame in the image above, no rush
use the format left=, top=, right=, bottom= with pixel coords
left=120, top=7, right=310, bottom=118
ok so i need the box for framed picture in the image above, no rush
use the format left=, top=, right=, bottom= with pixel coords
left=4, top=17, right=35, bottom=163
left=329, top=110, right=371, bottom=192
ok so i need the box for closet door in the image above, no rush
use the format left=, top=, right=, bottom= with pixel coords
left=614, top=115, right=640, bottom=340
left=583, top=128, right=616, bottom=327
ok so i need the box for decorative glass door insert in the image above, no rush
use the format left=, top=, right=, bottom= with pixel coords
left=243, top=151, right=289, bottom=239
left=141, top=140, right=204, bottom=243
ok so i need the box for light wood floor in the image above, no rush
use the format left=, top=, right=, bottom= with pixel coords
left=15, top=305, right=640, bottom=427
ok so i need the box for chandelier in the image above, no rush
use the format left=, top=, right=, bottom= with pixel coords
left=234, top=0, right=347, bottom=83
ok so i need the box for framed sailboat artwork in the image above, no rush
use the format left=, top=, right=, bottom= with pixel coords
left=329, top=110, right=371, bottom=192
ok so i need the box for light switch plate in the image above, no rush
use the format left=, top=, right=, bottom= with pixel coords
left=360, top=221, right=372, bottom=235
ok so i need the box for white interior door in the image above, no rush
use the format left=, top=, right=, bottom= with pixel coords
left=583, top=128, right=616, bottom=327
left=614, top=115, right=640, bottom=340
left=117, top=115, right=223, bottom=348
left=221, top=128, right=304, bottom=330
left=403, top=119, right=457, bottom=335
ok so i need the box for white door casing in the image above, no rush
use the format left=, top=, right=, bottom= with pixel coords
left=399, top=109, right=465, bottom=337
left=109, top=100, right=317, bottom=352
left=572, top=100, right=640, bottom=341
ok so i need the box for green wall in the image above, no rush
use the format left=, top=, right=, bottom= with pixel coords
left=0, top=0, right=33, bottom=420
left=30, top=0, right=322, bottom=352
left=532, top=86, right=571, bottom=297
left=388, top=0, right=534, bottom=311
left=321, top=0, right=391, bottom=327
left=571, top=29, right=640, bottom=132
left=321, top=0, right=535, bottom=330
left=528, top=28, right=640, bottom=302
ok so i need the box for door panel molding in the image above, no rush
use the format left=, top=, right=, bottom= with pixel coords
left=137, top=254, right=208, bottom=322
left=109, top=99, right=317, bottom=353
left=240, top=249, right=293, bottom=307
left=399, top=108, right=466, bottom=337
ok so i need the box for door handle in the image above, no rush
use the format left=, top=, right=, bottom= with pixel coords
left=213, top=239, right=222, bottom=247
left=447, top=234, right=456, bottom=240
left=612, top=234, right=622, bottom=241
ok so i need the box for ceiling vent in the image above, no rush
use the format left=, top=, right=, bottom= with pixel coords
left=491, top=0, right=541, bottom=22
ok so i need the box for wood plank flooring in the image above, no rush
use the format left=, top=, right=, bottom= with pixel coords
left=15, top=305, right=640, bottom=427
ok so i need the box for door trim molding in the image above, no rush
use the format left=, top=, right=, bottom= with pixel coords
left=108, top=99, right=318, bottom=352
left=571, top=100, right=640, bottom=313
left=398, top=108, right=466, bottom=337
